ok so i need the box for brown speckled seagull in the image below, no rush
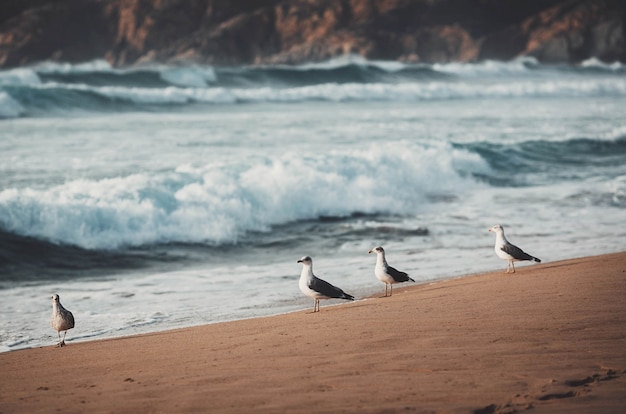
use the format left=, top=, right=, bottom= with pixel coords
left=51, top=294, right=75, bottom=347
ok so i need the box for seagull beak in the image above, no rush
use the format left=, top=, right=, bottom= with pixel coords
left=368, top=249, right=373, bottom=254
left=297, top=260, right=302, bottom=263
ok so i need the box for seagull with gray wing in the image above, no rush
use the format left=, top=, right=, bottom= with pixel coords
left=297, top=256, right=354, bottom=312
left=488, top=224, right=541, bottom=273
left=368, top=246, right=414, bottom=297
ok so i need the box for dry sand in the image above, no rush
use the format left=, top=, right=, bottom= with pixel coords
left=1, top=252, right=625, bottom=413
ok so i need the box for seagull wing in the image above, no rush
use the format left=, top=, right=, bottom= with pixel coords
left=67, top=310, right=75, bottom=329
left=310, top=276, right=354, bottom=300
left=501, top=243, right=539, bottom=262
left=61, top=306, right=75, bottom=329
left=387, top=265, right=414, bottom=282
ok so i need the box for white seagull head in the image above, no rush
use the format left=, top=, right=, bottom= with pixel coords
left=297, top=256, right=313, bottom=265
left=51, top=293, right=60, bottom=303
left=368, top=246, right=385, bottom=255
left=488, top=224, right=504, bottom=234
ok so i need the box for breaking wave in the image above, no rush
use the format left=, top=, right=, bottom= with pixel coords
left=0, top=141, right=485, bottom=250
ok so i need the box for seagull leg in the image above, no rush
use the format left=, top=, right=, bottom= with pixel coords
left=511, top=262, right=516, bottom=273
left=56, top=331, right=63, bottom=347
left=314, top=299, right=320, bottom=313
left=389, top=284, right=393, bottom=297
left=61, top=330, right=68, bottom=346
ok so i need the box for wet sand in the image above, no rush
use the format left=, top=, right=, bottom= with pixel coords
left=1, top=252, right=625, bottom=413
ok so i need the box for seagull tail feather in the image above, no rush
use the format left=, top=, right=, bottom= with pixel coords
left=532, top=256, right=541, bottom=263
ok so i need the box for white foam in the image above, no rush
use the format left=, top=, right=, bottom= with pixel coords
left=32, top=59, right=113, bottom=74
left=289, top=54, right=406, bottom=72
left=288, top=54, right=371, bottom=70
left=580, top=57, right=623, bottom=71
left=0, top=141, right=486, bottom=249
left=159, top=66, right=217, bottom=87
left=432, top=57, right=539, bottom=76
left=0, top=67, right=41, bottom=86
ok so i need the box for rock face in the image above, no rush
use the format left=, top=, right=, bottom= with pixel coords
left=480, top=0, right=626, bottom=62
left=0, top=0, right=624, bottom=68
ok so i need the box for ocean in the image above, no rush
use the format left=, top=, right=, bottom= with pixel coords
left=1, top=55, right=625, bottom=352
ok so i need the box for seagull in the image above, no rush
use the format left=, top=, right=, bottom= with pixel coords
left=51, top=294, right=75, bottom=347
left=297, top=256, right=355, bottom=312
left=368, top=246, right=414, bottom=297
left=488, top=224, right=541, bottom=273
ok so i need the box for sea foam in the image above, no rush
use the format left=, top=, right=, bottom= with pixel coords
left=0, top=142, right=486, bottom=249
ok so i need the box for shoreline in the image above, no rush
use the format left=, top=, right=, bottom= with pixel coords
left=1, top=252, right=625, bottom=413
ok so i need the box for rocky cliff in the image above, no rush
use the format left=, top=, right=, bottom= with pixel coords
left=1, top=0, right=624, bottom=68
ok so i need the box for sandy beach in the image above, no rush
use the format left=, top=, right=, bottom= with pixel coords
left=1, top=252, right=625, bottom=413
